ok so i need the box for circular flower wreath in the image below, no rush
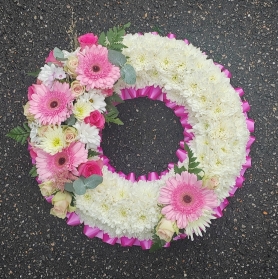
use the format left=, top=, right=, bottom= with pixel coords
left=8, top=24, right=255, bottom=251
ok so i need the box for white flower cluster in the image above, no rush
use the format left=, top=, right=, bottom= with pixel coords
left=76, top=33, right=250, bottom=240
left=76, top=166, right=174, bottom=240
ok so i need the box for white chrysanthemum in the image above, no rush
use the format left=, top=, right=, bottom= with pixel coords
left=29, top=120, right=41, bottom=144
left=62, top=47, right=81, bottom=58
left=72, top=99, right=92, bottom=120
left=38, top=64, right=66, bottom=87
left=78, top=90, right=106, bottom=112
left=185, top=210, right=217, bottom=240
left=36, top=125, right=66, bottom=155
left=74, top=121, right=100, bottom=150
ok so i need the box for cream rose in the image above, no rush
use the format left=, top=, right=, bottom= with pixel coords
left=203, top=176, right=219, bottom=190
left=50, top=191, right=75, bottom=219
left=63, top=126, right=78, bottom=144
left=39, top=181, right=56, bottom=196
left=23, top=102, right=35, bottom=121
left=65, top=56, right=79, bottom=77
left=70, top=80, right=85, bottom=97
left=156, top=218, right=176, bottom=242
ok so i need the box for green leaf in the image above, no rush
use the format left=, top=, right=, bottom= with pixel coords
left=188, top=161, right=200, bottom=169
left=29, top=166, right=38, bottom=178
left=88, top=150, right=100, bottom=158
left=150, top=234, right=166, bottom=253
left=105, top=92, right=124, bottom=104
left=111, top=43, right=127, bottom=51
left=64, top=182, right=74, bottom=193
left=174, top=165, right=186, bottom=175
left=6, top=124, right=30, bottom=145
left=73, top=179, right=86, bottom=195
left=108, top=49, right=127, bottom=67
left=64, top=114, right=76, bottom=125
left=27, top=70, right=40, bottom=77
left=83, top=175, right=103, bottom=189
left=106, top=117, right=124, bottom=125
left=98, top=32, right=106, bottom=47
left=120, top=64, right=136, bottom=84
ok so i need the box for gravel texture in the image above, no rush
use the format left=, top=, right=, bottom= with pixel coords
left=1, top=0, right=277, bottom=278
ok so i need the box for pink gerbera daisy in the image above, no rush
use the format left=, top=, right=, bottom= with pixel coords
left=76, top=45, right=120, bottom=90
left=158, top=172, right=218, bottom=229
left=36, top=142, right=88, bottom=182
left=29, top=81, right=74, bottom=125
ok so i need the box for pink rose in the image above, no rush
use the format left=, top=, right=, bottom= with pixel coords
left=84, top=111, right=105, bottom=129
left=78, top=160, right=103, bottom=178
left=28, top=143, right=37, bottom=164
left=45, top=50, right=63, bottom=67
left=27, top=85, right=36, bottom=100
left=78, top=33, right=98, bottom=50
left=102, top=88, right=114, bottom=96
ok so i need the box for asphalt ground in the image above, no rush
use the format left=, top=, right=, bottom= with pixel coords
left=1, top=0, right=277, bottom=278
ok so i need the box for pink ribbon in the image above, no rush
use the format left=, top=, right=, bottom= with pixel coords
left=235, top=87, right=244, bottom=97
left=167, top=33, right=176, bottom=39
left=45, top=195, right=53, bottom=203
left=120, top=88, right=132, bottom=100
left=160, top=170, right=168, bottom=177
left=246, top=119, right=255, bottom=133
left=137, top=86, right=150, bottom=97
left=148, top=86, right=162, bottom=100
left=140, top=240, right=153, bottom=250
left=127, top=172, right=136, bottom=182
left=127, top=87, right=138, bottom=98
left=83, top=225, right=101, bottom=238
left=168, top=163, right=175, bottom=169
left=214, top=199, right=229, bottom=218
left=242, top=101, right=250, bottom=113
left=174, top=106, right=186, bottom=117
left=118, top=171, right=127, bottom=178
left=66, top=212, right=81, bottom=226
left=103, top=233, right=118, bottom=245
left=148, top=172, right=159, bottom=181
left=183, top=39, right=189, bottom=45
left=120, top=237, right=136, bottom=247
left=164, top=99, right=177, bottom=109
left=222, top=69, right=232, bottom=78
left=176, top=148, right=187, bottom=162
left=214, top=63, right=224, bottom=71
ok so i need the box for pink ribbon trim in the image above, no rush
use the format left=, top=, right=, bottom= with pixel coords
left=235, top=87, right=244, bottom=97
left=83, top=225, right=101, bottom=238
left=176, top=149, right=187, bottom=162
left=127, top=172, right=136, bottom=182
left=167, top=33, right=176, bottom=39
left=66, top=212, right=81, bottom=226
left=246, top=119, right=255, bottom=133
left=45, top=196, right=53, bottom=203
left=137, top=175, right=147, bottom=181
left=148, top=172, right=159, bottom=181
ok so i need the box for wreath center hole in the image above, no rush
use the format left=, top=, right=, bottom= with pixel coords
left=101, top=97, right=184, bottom=176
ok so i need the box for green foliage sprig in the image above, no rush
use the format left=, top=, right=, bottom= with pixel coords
left=6, top=123, right=31, bottom=145
left=174, top=143, right=204, bottom=180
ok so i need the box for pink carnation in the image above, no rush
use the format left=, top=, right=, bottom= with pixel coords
left=78, top=33, right=98, bottom=50
left=45, top=50, right=63, bottom=67
left=36, top=142, right=88, bottom=182
left=76, top=45, right=120, bottom=90
left=78, top=159, right=103, bottom=178
left=84, top=110, right=105, bottom=129
left=158, top=172, right=218, bottom=229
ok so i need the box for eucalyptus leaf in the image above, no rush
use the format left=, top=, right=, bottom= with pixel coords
left=73, top=178, right=86, bottom=195
left=64, top=182, right=74, bottom=193
left=84, top=175, right=103, bottom=189
left=65, top=114, right=76, bottom=125
left=120, top=64, right=136, bottom=84
left=108, top=49, right=127, bottom=67
left=53, top=47, right=64, bottom=59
